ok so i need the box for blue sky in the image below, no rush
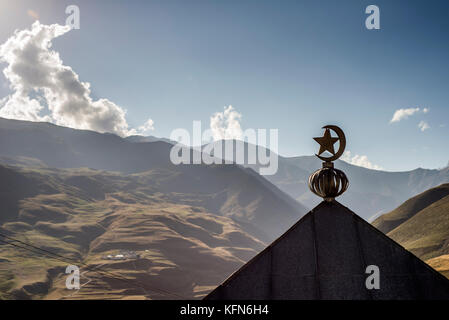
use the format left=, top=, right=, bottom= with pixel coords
left=0, top=0, right=448, bottom=171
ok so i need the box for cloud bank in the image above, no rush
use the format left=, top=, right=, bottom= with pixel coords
left=210, top=105, right=243, bottom=141
left=341, top=150, right=383, bottom=170
left=0, top=21, right=153, bottom=137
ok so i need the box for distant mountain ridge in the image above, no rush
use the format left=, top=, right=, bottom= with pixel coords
left=125, top=135, right=174, bottom=144
left=0, top=118, right=171, bottom=173
left=0, top=117, right=447, bottom=221
left=199, top=139, right=449, bottom=220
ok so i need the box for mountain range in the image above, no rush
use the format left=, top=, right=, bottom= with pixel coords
left=1, top=117, right=447, bottom=221
left=0, top=118, right=307, bottom=299
left=199, top=139, right=449, bottom=221
left=0, top=117, right=447, bottom=299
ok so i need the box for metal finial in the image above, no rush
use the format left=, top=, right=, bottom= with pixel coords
left=308, top=125, right=349, bottom=201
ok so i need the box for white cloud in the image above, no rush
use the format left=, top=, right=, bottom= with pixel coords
left=210, top=105, right=243, bottom=141
left=389, top=107, right=430, bottom=124
left=0, top=21, right=153, bottom=137
left=128, top=118, right=155, bottom=136
left=418, top=120, right=430, bottom=132
left=341, top=150, right=383, bottom=170
left=390, top=107, right=420, bottom=123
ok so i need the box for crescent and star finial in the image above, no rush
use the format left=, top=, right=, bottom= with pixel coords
left=313, top=125, right=346, bottom=162
left=308, top=125, right=349, bottom=201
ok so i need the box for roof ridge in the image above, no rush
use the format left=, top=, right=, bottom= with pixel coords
left=205, top=200, right=449, bottom=299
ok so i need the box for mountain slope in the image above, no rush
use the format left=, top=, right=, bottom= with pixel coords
left=427, top=255, right=449, bottom=279
left=385, top=193, right=449, bottom=260
left=372, top=183, right=449, bottom=233
left=0, top=161, right=306, bottom=299
left=372, top=184, right=449, bottom=277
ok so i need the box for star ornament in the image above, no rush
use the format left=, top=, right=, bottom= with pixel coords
left=313, top=128, right=339, bottom=156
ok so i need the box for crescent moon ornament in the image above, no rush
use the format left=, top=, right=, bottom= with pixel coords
left=314, top=125, right=346, bottom=162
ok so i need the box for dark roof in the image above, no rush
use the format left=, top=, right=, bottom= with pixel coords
left=205, top=201, right=449, bottom=300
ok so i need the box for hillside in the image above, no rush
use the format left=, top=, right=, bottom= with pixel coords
left=372, top=184, right=449, bottom=234
left=0, top=163, right=306, bottom=299
left=427, top=255, right=449, bottom=279
left=372, top=184, right=449, bottom=277
left=384, top=193, right=449, bottom=261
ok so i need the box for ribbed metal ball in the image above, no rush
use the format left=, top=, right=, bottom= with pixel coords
left=308, top=166, right=349, bottom=201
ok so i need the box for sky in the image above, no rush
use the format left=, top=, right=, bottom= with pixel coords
left=0, top=0, right=448, bottom=172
